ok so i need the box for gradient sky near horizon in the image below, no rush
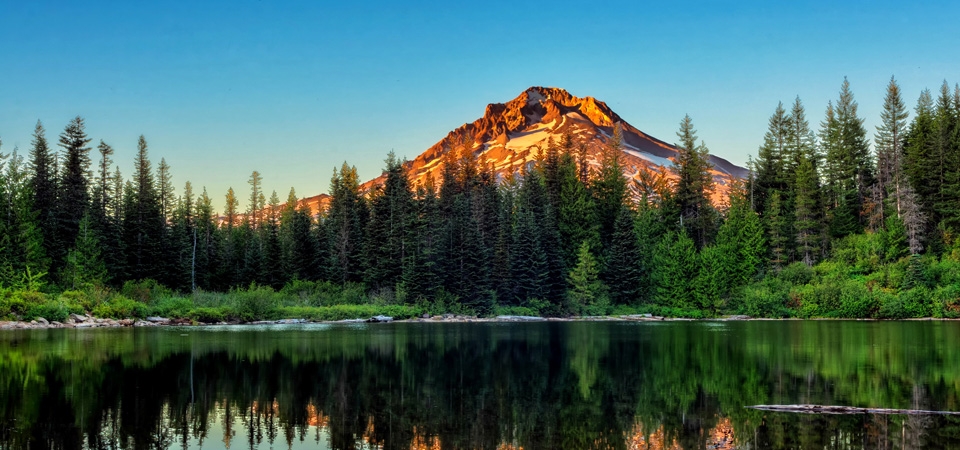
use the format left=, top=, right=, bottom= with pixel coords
left=2, top=1, right=959, bottom=211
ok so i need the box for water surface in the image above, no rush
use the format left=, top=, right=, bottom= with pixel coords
left=1, top=321, right=959, bottom=449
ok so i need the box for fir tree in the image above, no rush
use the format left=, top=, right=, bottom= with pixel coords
left=566, top=241, right=608, bottom=315
left=365, top=152, right=414, bottom=291
left=326, top=162, right=366, bottom=284
left=28, top=121, right=60, bottom=272
left=652, top=230, right=698, bottom=309
left=592, top=123, right=629, bottom=248
left=124, top=135, right=164, bottom=281
left=62, top=214, right=107, bottom=289
left=672, top=115, right=716, bottom=248
left=604, top=206, right=643, bottom=305
left=57, top=116, right=93, bottom=266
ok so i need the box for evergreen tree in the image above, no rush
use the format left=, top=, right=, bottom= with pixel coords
left=157, top=157, right=175, bottom=222
left=28, top=121, right=60, bottom=273
left=247, top=171, right=263, bottom=229
left=261, top=191, right=285, bottom=289
left=765, top=191, right=788, bottom=270
left=403, top=178, right=442, bottom=301
left=904, top=89, right=938, bottom=224
left=592, top=123, right=629, bottom=248
left=821, top=78, right=874, bottom=237
left=365, top=152, right=414, bottom=291
left=672, top=115, right=716, bottom=248
left=62, top=214, right=107, bottom=289
left=123, top=135, right=163, bottom=281
left=566, top=241, right=608, bottom=315
left=794, top=151, right=822, bottom=266
left=556, top=152, right=599, bottom=270
left=604, top=206, right=643, bottom=305
left=652, top=230, right=698, bottom=309
left=56, top=116, right=93, bottom=268
left=326, top=163, right=366, bottom=284
left=753, top=102, right=790, bottom=214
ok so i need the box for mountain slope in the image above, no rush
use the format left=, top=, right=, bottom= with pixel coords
left=300, top=87, right=747, bottom=214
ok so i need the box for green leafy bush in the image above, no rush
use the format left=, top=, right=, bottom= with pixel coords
left=189, top=307, right=229, bottom=323
left=120, top=279, right=172, bottom=305
left=23, top=300, right=83, bottom=322
left=779, top=262, right=814, bottom=286
left=836, top=279, right=878, bottom=318
left=231, top=284, right=281, bottom=321
left=92, top=295, right=148, bottom=319
left=733, top=278, right=792, bottom=318
left=149, top=297, right=195, bottom=318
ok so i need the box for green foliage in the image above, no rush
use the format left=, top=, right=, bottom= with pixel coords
left=731, top=278, right=792, bottom=318
left=779, top=262, right=814, bottom=285
left=230, top=284, right=281, bottom=321
left=148, top=296, right=195, bottom=318
left=277, top=304, right=423, bottom=321
left=878, top=287, right=930, bottom=319
left=566, top=242, right=609, bottom=316
left=189, top=306, right=229, bottom=323
left=120, top=279, right=173, bottom=304
left=91, top=295, right=148, bottom=319
left=23, top=299, right=83, bottom=322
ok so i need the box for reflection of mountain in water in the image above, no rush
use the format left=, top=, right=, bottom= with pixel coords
left=0, top=322, right=959, bottom=449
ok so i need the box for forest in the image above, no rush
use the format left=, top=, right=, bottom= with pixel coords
left=2, top=76, right=960, bottom=322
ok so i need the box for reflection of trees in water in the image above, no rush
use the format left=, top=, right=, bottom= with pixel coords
left=2, top=322, right=960, bottom=448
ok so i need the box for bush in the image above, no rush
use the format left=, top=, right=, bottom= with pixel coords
left=779, top=262, right=814, bottom=286
left=733, top=278, right=792, bottom=318
left=494, top=305, right=542, bottom=317
left=836, top=279, right=878, bottom=318
left=231, top=284, right=281, bottom=321
left=189, top=307, right=229, bottom=323
left=277, top=304, right=422, bottom=321
left=120, top=279, right=172, bottom=305
left=878, top=287, right=928, bottom=319
left=149, top=296, right=195, bottom=318
left=91, top=295, right=148, bottom=319
left=23, top=300, right=83, bottom=322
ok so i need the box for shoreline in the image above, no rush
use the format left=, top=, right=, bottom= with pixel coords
left=0, top=313, right=952, bottom=330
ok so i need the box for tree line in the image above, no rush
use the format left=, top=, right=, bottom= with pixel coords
left=1, top=76, right=959, bottom=317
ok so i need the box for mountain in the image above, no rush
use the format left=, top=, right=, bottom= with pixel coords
left=299, top=87, right=747, bottom=214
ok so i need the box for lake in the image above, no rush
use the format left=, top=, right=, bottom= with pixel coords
left=1, top=320, right=959, bottom=449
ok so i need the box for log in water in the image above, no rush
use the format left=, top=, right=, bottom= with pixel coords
left=748, top=404, right=960, bottom=415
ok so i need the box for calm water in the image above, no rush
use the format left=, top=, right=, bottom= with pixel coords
left=1, top=321, right=960, bottom=449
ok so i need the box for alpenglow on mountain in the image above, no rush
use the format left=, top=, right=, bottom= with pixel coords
left=298, top=87, right=747, bottom=213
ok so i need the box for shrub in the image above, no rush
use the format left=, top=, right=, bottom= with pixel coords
left=232, top=284, right=280, bottom=321
left=494, top=305, right=541, bottom=317
left=733, top=278, right=792, bottom=318
left=878, top=287, right=928, bottom=319
left=120, top=279, right=173, bottom=305
left=277, top=304, right=422, bottom=321
left=149, top=296, right=195, bottom=318
left=189, top=307, right=229, bottom=323
left=779, top=262, right=814, bottom=286
left=23, top=300, right=83, bottom=323
left=91, top=295, right=148, bottom=319
left=836, top=279, right=879, bottom=318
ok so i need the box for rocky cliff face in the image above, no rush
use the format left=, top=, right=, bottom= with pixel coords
left=299, top=87, right=747, bottom=215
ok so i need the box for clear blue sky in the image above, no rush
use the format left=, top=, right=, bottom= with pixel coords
left=2, top=1, right=958, bottom=212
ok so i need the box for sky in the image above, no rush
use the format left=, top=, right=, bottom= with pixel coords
left=2, top=1, right=959, bottom=212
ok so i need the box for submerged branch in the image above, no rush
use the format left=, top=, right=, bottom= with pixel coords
left=748, top=404, right=960, bottom=415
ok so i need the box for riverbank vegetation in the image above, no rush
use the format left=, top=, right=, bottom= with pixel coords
left=2, top=77, right=960, bottom=322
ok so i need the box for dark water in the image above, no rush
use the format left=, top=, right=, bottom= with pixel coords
left=2, top=321, right=960, bottom=449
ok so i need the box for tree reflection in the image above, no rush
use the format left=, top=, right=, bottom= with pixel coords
left=1, top=322, right=960, bottom=449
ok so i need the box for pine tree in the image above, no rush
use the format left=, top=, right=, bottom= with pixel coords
left=403, top=178, right=442, bottom=301
left=592, top=123, right=629, bottom=248
left=62, top=214, right=107, bottom=289
left=224, top=187, right=239, bottom=229
left=794, top=151, right=822, bottom=266
left=157, top=157, right=175, bottom=222
left=556, top=152, right=599, bottom=270
left=57, top=116, right=93, bottom=269
left=326, top=162, right=366, bottom=284
left=672, top=115, right=716, bottom=248
left=765, top=191, right=788, bottom=270
left=822, top=78, right=874, bottom=237
left=28, top=121, right=60, bottom=273
left=753, top=102, right=790, bottom=214
left=364, top=152, right=414, bottom=291
left=124, top=135, right=164, bottom=281
left=904, top=89, right=937, bottom=223
left=604, top=206, right=643, bottom=305
left=932, top=81, right=960, bottom=230
left=652, top=230, right=698, bottom=309
left=566, top=241, right=608, bottom=315
left=247, top=171, right=263, bottom=229
left=875, top=77, right=926, bottom=253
